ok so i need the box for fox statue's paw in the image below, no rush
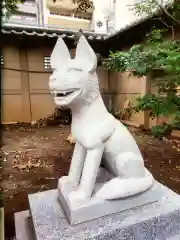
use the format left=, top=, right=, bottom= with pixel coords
left=58, top=176, right=78, bottom=191
left=68, top=189, right=89, bottom=207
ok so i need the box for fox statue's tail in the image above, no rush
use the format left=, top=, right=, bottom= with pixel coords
left=95, top=169, right=154, bottom=200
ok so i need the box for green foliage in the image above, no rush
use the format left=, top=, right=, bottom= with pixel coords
left=104, top=29, right=180, bottom=76
left=53, top=0, right=93, bottom=12
left=104, top=29, right=180, bottom=137
left=131, top=0, right=162, bottom=18
left=72, top=0, right=93, bottom=12
left=2, top=0, right=25, bottom=20
left=131, top=0, right=180, bottom=28
left=151, top=124, right=172, bottom=139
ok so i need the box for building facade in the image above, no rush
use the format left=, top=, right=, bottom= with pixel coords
left=4, top=0, right=173, bottom=35
left=41, top=0, right=93, bottom=31
left=6, top=0, right=38, bottom=26
left=5, top=0, right=109, bottom=34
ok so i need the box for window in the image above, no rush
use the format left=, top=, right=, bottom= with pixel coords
left=50, top=11, right=91, bottom=20
left=11, top=15, right=22, bottom=19
left=24, top=0, right=36, bottom=3
left=50, top=12, right=60, bottom=16
left=44, top=56, right=51, bottom=69
left=24, top=15, right=36, bottom=21
left=50, top=12, right=71, bottom=17
left=11, top=13, right=36, bottom=21
left=73, top=12, right=91, bottom=20
left=1, top=55, right=4, bottom=67
left=134, top=0, right=142, bottom=3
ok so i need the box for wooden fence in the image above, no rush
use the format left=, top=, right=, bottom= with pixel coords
left=1, top=45, right=109, bottom=124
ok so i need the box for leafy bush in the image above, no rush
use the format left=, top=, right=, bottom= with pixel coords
left=151, top=124, right=172, bottom=139
left=104, top=29, right=180, bottom=137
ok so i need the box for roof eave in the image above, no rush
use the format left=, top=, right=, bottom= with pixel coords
left=2, top=23, right=108, bottom=40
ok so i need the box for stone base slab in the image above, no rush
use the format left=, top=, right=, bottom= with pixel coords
left=14, top=210, right=35, bottom=240
left=57, top=179, right=159, bottom=225
left=27, top=181, right=180, bottom=240
left=15, top=209, right=180, bottom=240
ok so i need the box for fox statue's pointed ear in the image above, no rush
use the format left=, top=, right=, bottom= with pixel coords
left=75, top=35, right=97, bottom=72
left=50, top=37, right=71, bottom=70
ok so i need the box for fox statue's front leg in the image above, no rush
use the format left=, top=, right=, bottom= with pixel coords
left=59, top=142, right=86, bottom=190
left=59, top=141, right=104, bottom=207
left=68, top=145, right=104, bottom=207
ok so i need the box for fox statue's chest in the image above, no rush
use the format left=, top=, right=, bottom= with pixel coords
left=71, top=115, right=116, bottom=149
left=71, top=121, right=100, bottom=149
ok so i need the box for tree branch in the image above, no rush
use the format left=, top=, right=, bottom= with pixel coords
left=153, top=0, right=180, bottom=25
left=153, top=17, right=171, bottom=27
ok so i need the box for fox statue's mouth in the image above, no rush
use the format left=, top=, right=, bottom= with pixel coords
left=52, top=88, right=81, bottom=105
left=55, top=91, right=74, bottom=97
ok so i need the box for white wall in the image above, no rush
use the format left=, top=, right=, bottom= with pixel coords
left=91, top=0, right=111, bottom=33
left=114, top=0, right=141, bottom=31
left=114, top=0, right=173, bottom=32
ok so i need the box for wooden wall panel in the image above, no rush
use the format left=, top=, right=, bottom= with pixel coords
left=2, top=95, right=23, bottom=123
left=2, top=70, right=21, bottom=91
left=30, top=95, right=56, bottom=121
left=1, top=46, right=23, bottom=123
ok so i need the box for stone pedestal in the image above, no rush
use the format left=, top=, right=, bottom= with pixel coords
left=15, top=181, right=180, bottom=240
left=57, top=178, right=159, bottom=225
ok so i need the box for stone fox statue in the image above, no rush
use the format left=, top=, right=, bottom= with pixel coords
left=49, top=35, right=154, bottom=206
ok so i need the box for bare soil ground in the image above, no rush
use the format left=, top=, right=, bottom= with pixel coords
left=1, top=125, right=180, bottom=239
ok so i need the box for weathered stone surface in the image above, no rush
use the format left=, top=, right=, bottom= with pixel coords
left=15, top=210, right=35, bottom=240
left=14, top=210, right=180, bottom=240
left=168, top=234, right=180, bottom=240
left=49, top=35, right=155, bottom=205
left=57, top=176, right=159, bottom=225
left=28, top=181, right=180, bottom=240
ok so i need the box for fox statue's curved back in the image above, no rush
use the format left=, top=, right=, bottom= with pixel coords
left=49, top=35, right=155, bottom=207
